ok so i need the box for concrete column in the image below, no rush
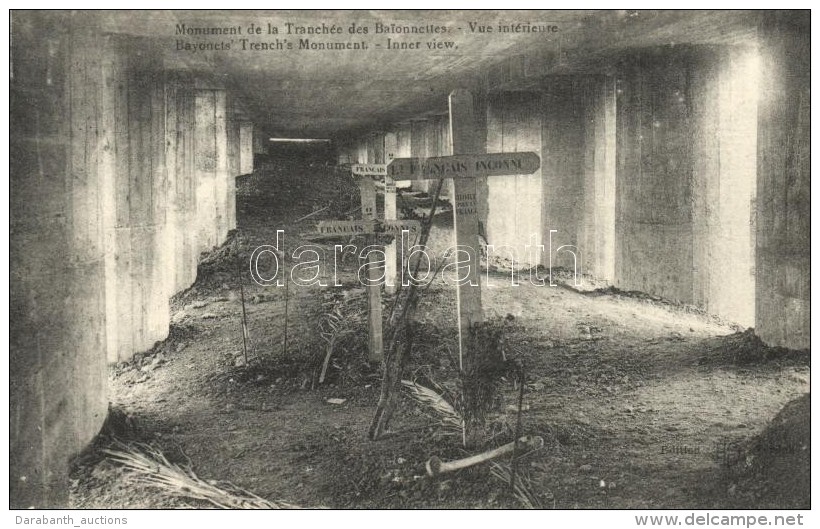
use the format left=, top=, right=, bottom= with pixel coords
left=252, top=124, right=267, bottom=156
left=226, top=96, right=241, bottom=231
left=165, top=73, right=198, bottom=294
left=615, top=50, right=696, bottom=303
left=615, top=45, right=761, bottom=325
left=541, top=80, right=587, bottom=271
left=691, top=47, right=759, bottom=327
left=754, top=12, right=810, bottom=349
left=366, top=133, right=384, bottom=164
left=336, top=142, right=355, bottom=165
left=410, top=120, right=429, bottom=193
left=10, top=20, right=108, bottom=507
left=579, top=76, right=617, bottom=283
left=239, top=121, right=254, bottom=174
left=194, top=88, right=229, bottom=252
left=485, top=91, right=544, bottom=268
left=123, top=38, right=171, bottom=356
left=356, top=137, right=368, bottom=164
left=396, top=123, right=412, bottom=159
left=98, top=35, right=174, bottom=363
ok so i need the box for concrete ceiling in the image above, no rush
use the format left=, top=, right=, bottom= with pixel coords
left=84, top=9, right=762, bottom=139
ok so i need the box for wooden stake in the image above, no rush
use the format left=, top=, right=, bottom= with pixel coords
left=358, top=177, right=383, bottom=362
left=448, top=90, right=484, bottom=371
left=368, top=178, right=445, bottom=440
left=383, top=132, right=399, bottom=294
left=282, top=264, right=290, bottom=358
left=236, top=236, right=250, bottom=366
left=509, top=365, right=526, bottom=493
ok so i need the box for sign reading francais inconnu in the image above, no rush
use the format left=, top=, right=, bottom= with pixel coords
left=386, top=152, right=540, bottom=180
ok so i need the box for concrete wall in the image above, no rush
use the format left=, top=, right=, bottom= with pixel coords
left=407, top=117, right=449, bottom=193
left=578, top=77, right=617, bottom=282
left=691, top=47, right=759, bottom=327
left=614, top=45, right=760, bottom=326
left=194, top=88, right=230, bottom=251
left=754, top=12, right=810, bottom=349
left=240, top=121, right=255, bottom=174
left=483, top=79, right=615, bottom=278
left=615, top=50, right=697, bottom=303
left=10, top=20, right=109, bottom=508
left=166, top=73, right=199, bottom=296
left=10, top=16, right=256, bottom=506
left=485, top=91, right=544, bottom=268
left=541, top=80, right=586, bottom=271
left=396, top=122, right=412, bottom=158
left=366, top=133, right=385, bottom=164
left=104, top=36, right=173, bottom=363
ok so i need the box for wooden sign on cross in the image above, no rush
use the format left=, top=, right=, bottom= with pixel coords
left=386, top=89, right=540, bottom=370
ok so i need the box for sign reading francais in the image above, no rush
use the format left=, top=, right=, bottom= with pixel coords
left=313, top=219, right=421, bottom=236
left=351, top=164, right=388, bottom=176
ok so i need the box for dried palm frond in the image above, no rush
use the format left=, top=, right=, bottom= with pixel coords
left=401, top=379, right=463, bottom=435
left=103, top=441, right=300, bottom=509
left=489, top=461, right=541, bottom=509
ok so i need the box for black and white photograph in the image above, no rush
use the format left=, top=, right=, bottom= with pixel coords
left=7, top=6, right=812, bottom=521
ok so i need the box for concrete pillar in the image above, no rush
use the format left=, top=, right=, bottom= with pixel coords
left=754, top=12, right=810, bottom=349
left=542, top=79, right=587, bottom=270
left=239, top=121, right=254, bottom=175
left=384, top=132, right=399, bottom=293
left=396, top=123, right=412, bottom=159
left=252, top=124, right=267, bottom=156
left=691, top=47, right=759, bottom=327
left=356, top=137, right=368, bottom=164
left=227, top=96, right=241, bottom=232
left=194, top=88, right=229, bottom=252
left=484, top=81, right=613, bottom=281
left=410, top=120, right=429, bottom=193
left=165, top=73, right=198, bottom=294
left=103, top=37, right=171, bottom=362
left=579, top=76, right=617, bottom=282
left=615, top=45, right=761, bottom=326
left=366, top=133, right=384, bottom=164
left=336, top=142, right=355, bottom=165
left=485, top=91, right=544, bottom=268
left=10, top=19, right=108, bottom=506
left=615, top=50, right=696, bottom=303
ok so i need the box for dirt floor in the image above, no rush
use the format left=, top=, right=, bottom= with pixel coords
left=70, top=157, right=810, bottom=509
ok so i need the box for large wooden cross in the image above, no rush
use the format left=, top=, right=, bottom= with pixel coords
left=386, top=90, right=540, bottom=368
